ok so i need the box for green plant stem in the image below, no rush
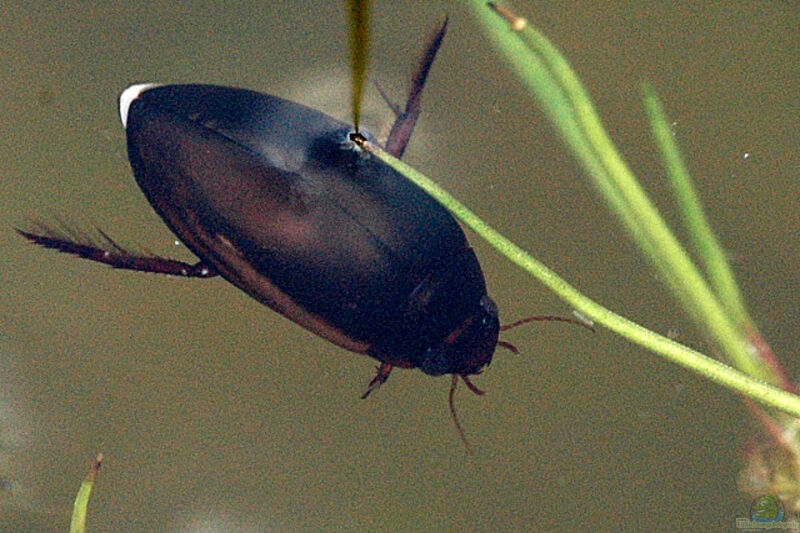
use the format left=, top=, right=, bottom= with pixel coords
left=642, top=83, right=751, bottom=327
left=70, top=453, right=102, bottom=533
left=467, top=1, right=771, bottom=384
left=354, top=138, right=800, bottom=418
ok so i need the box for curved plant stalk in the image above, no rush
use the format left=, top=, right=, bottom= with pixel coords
left=641, top=88, right=791, bottom=394
left=454, top=1, right=798, bottom=510
left=357, top=3, right=800, bottom=423
left=469, top=2, right=774, bottom=384
left=642, top=85, right=750, bottom=326
left=357, top=140, right=800, bottom=418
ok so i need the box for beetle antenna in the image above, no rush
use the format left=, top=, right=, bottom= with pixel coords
left=497, top=315, right=594, bottom=357
left=501, top=315, right=596, bottom=333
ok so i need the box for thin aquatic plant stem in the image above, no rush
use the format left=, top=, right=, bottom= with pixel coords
left=356, top=138, right=800, bottom=418
left=467, top=1, right=770, bottom=384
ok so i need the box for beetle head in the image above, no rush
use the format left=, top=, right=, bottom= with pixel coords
left=417, top=295, right=500, bottom=377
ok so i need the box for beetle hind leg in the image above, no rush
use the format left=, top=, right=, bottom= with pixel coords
left=361, top=362, right=393, bottom=399
left=383, top=18, right=448, bottom=158
left=16, top=226, right=217, bottom=278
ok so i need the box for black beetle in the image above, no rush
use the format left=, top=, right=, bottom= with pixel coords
left=19, top=22, right=500, bottom=440
left=119, top=80, right=500, bottom=386
left=18, top=22, right=587, bottom=445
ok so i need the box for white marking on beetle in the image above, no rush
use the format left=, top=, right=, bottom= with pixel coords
left=119, top=83, right=159, bottom=128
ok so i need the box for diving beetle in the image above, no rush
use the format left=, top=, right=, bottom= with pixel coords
left=18, top=21, right=587, bottom=444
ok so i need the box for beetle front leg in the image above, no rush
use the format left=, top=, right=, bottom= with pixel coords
left=361, top=362, right=393, bottom=399
left=16, top=227, right=217, bottom=278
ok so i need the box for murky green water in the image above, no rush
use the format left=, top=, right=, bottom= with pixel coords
left=2, top=2, right=798, bottom=530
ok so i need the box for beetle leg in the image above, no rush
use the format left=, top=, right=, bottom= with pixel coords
left=383, top=17, right=448, bottom=158
left=449, top=375, right=473, bottom=453
left=16, top=227, right=217, bottom=278
left=361, top=362, right=393, bottom=399
left=372, top=80, right=402, bottom=117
